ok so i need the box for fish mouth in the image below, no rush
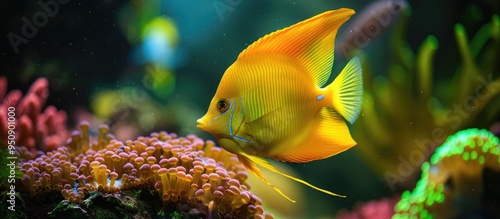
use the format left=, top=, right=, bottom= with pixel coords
left=196, top=118, right=207, bottom=130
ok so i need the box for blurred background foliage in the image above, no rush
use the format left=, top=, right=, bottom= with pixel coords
left=1, top=0, right=499, bottom=217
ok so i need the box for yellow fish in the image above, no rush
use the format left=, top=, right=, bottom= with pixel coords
left=197, top=8, right=362, bottom=202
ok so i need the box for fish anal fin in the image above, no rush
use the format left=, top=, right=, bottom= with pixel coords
left=239, top=152, right=345, bottom=199
left=271, top=107, right=356, bottom=163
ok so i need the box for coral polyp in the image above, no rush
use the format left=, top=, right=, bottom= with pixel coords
left=17, top=121, right=273, bottom=218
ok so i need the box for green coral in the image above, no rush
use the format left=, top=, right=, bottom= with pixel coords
left=393, top=128, right=500, bottom=218
left=353, top=13, right=500, bottom=188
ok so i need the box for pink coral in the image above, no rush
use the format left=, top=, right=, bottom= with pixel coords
left=335, top=197, right=399, bottom=219
left=0, top=77, right=69, bottom=155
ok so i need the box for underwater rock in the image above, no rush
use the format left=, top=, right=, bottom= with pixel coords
left=393, top=128, right=500, bottom=218
left=47, top=191, right=159, bottom=219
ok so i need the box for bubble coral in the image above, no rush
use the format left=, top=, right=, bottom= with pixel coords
left=18, top=121, right=274, bottom=218
left=353, top=13, right=500, bottom=189
left=0, top=77, right=69, bottom=154
left=393, top=128, right=500, bottom=218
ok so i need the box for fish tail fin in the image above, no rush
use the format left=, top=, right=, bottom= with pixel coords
left=329, top=56, right=363, bottom=124
left=239, top=152, right=346, bottom=200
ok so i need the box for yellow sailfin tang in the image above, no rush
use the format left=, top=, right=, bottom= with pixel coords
left=330, top=56, right=363, bottom=124
left=237, top=8, right=356, bottom=87
left=237, top=152, right=345, bottom=203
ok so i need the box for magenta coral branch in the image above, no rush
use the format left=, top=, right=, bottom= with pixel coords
left=0, top=77, right=69, bottom=153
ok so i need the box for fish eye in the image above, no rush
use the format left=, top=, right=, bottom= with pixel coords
left=217, top=99, right=230, bottom=113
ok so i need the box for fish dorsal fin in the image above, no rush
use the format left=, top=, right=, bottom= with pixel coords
left=237, top=152, right=345, bottom=202
left=237, top=8, right=355, bottom=87
left=271, top=106, right=356, bottom=163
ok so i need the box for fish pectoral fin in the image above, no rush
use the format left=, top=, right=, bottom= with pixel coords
left=236, top=154, right=296, bottom=203
left=246, top=106, right=296, bottom=145
left=247, top=105, right=294, bottom=127
left=239, top=152, right=346, bottom=199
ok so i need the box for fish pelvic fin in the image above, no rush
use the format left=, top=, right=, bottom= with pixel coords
left=237, top=8, right=355, bottom=87
left=238, top=152, right=346, bottom=201
left=330, top=56, right=363, bottom=124
left=236, top=154, right=296, bottom=203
